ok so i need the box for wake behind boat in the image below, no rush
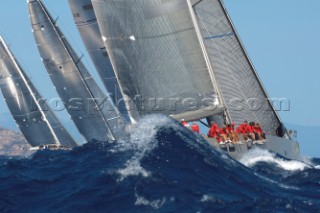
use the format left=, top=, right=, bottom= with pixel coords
left=0, top=0, right=302, bottom=162
left=91, top=0, right=301, bottom=160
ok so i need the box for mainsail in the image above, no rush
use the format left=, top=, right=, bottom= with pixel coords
left=67, top=0, right=130, bottom=121
left=192, top=0, right=282, bottom=135
left=92, top=0, right=282, bottom=135
left=92, top=0, right=224, bottom=121
left=28, top=0, right=123, bottom=142
left=0, top=36, right=77, bottom=148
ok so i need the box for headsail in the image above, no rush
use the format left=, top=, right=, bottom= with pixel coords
left=0, top=36, right=77, bottom=148
left=28, top=0, right=123, bottom=142
left=92, top=0, right=224, bottom=121
left=192, top=0, right=282, bottom=135
left=67, top=0, right=130, bottom=121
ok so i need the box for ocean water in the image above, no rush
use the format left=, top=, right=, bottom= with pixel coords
left=0, top=115, right=319, bottom=212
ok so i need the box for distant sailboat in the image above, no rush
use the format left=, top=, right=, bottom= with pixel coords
left=0, top=36, right=77, bottom=148
left=28, top=0, right=124, bottom=142
left=67, top=0, right=131, bottom=122
left=92, top=0, right=301, bottom=160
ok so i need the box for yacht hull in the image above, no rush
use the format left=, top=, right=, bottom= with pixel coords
left=205, top=135, right=301, bottom=161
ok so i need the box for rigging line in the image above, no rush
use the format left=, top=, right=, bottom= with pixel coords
left=92, top=4, right=138, bottom=123
left=199, top=119, right=209, bottom=128
left=196, top=7, right=259, bottom=123
left=192, top=8, right=231, bottom=122
left=1, top=37, right=61, bottom=145
left=38, top=1, right=117, bottom=141
left=218, top=0, right=283, bottom=127
left=43, top=0, right=98, bottom=81
left=204, top=32, right=234, bottom=40
left=187, top=0, right=225, bottom=107
left=0, top=34, right=35, bottom=82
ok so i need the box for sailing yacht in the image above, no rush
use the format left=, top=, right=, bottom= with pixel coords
left=67, top=0, right=131, bottom=122
left=91, top=0, right=301, bottom=160
left=0, top=36, right=78, bottom=149
left=28, top=0, right=125, bottom=143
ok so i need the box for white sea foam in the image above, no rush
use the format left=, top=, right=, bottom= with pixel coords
left=116, top=114, right=172, bottom=152
left=135, top=193, right=166, bottom=209
left=316, top=165, right=320, bottom=170
left=239, top=148, right=310, bottom=171
left=200, top=194, right=215, bottom=202
left=116, top=115, right=174, bottom=181
left=117, top=159, right=151, bottom=181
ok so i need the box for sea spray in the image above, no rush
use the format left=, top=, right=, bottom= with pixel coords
left=0, top=115, right=319, bottom=212
left=239, top=147, right=310, bottom=171
left=116, top=115, right=174, bottom=181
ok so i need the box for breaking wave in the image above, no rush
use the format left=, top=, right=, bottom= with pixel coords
left=239, top=147, right=310, bottom=171
left=0, top=115, right=319, bottom=212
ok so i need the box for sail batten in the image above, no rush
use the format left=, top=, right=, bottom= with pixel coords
left=0, top=36, right=77, bottom=148
left=28, top=0, right=123, bottom=142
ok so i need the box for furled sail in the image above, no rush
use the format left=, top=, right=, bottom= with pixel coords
left=28, top=0, right=123, bottom=142
left=67, top=0, right=130, bottom=121
left=192, top=0, right=282, bottom=135
left=92, top=0, right=224, bottom=121
left=0, top=36, right=77, bottom=148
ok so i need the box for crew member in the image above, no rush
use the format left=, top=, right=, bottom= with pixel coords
left=191, top=122, right=200, bottom=134
left=254, top=123, right=266, bottom=141
left=219, top=125, right=229, bottom=143
left=246, top=122, right=256, bottom=141
left=208, top=123, right=222, bottom=143
left=226, top=122, right=240, bottom=144
left=181, top=119, right=190, bottom=128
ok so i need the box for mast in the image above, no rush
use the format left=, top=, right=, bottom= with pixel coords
left=191, top=0, right=282, bottom=135
left=186, top=0, right=230, bottom=124
left=92, top=0, right=224, bottom=122
left=1, top=36, right=60, bottom=145
left=28, top=0, right=123, bottom=142
left=0, top=36, right=77, bottom=147
left=67, top=0, right=131, bottom=122
left=218, top=0, right=283, bottom=125
left=37, top=1, right=115, bottom=141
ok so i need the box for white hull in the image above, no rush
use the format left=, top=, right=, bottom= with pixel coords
left=205, top=135, right=301, bottom=161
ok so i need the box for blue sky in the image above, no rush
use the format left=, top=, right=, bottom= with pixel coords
left=0, top=0, right=319, bottom=156
left=224, top=0, right=320, bottom=127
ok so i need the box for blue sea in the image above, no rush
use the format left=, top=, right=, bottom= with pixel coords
left=0, top=115, right=319, bottom=212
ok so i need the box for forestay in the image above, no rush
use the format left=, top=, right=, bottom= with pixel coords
left=192, top=0, right=282, bottom=135
left=28, top=0, right=123, bottom=142
left=92, top=0, right=223, bottom=120
left=67, top=0, right=130, bottom=121
left=0, top=36, right=77, bottom=147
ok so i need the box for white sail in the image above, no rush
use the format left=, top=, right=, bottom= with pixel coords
left=192, top=0, right=282, bottom=135
left=92, top=0, right=224, bottom=121
left=0, top=36, right=77, bottom=148
left=67, top=0, right=131, bottom=121
left=28, top=0, right=124, bottom=142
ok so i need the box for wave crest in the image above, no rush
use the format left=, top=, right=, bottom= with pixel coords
left=239, top=148, right=310, bottom=171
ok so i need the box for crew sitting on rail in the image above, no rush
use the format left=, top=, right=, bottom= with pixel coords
left=236, top=120, right=250, bottom=142
left=208, top=123, right=222, bottom=143
left=191, top=122, right=200, bottom=134
left=219, top=125, right=229, bottom=144
left=208, top=120, right=266, bottom=144
left=246, top=122, right=256, bottom=141
left=226, top=122, right=241, bottom=144
left=181, top=119, right=190, bottom=128
left=253, top=122, right=266, bottom=141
